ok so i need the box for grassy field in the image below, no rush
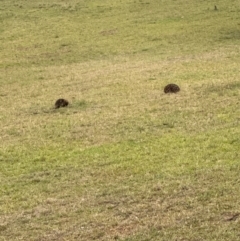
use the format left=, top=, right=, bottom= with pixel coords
left=1, top=0, right=240, bottom=240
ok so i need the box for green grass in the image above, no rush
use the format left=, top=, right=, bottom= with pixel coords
left=1, top=0, right=240, bottom=240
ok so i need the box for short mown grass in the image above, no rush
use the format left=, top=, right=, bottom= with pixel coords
left=1, top=0, right=240, bottom=240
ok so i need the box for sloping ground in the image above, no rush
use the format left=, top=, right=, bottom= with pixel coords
left=1, top=0, right=240, bottom=240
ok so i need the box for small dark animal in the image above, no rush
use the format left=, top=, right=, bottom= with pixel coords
left=55, top=98, right=69, bottom=109
left=164, top=84, right=180, bottom=94
left=214, top=5, right=218, bottom=11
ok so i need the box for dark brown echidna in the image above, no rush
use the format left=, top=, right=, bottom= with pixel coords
left=55, top=98, right=69, bottom=109
left=164, top=84, right=180, bottom=94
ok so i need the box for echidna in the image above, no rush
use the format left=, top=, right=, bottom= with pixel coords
left=55, top=98, right=69, bottom=109
left=164, top=84, right=180, bottom=94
